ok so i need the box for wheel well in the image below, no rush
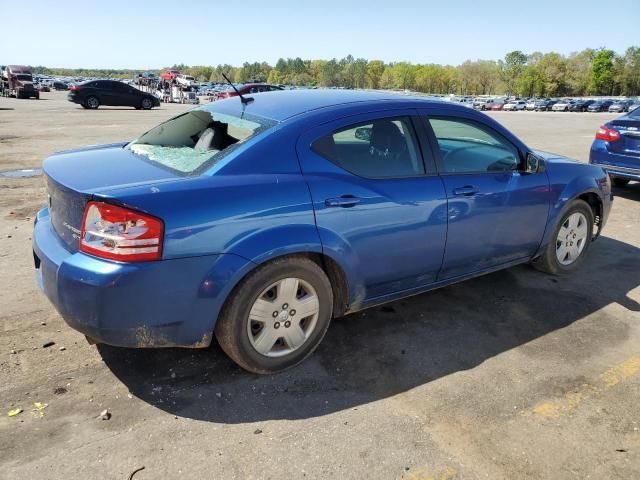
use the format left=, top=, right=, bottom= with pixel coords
left=248, top=252, right=349, bottom=318
left=577, top=192, right=602, bottom=237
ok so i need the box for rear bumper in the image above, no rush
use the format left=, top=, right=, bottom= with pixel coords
left=590, top=143, right=640, bottom=180
left=33, top=208, right=251, bottom=348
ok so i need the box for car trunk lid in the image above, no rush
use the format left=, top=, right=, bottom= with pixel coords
left=608, top=118, right=640, bottom=161
left=44, top=143, right=181, bottom=252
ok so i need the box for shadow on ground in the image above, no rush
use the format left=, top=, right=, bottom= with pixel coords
left=99, top=236, right=639, bottom=423
left=612, top=182, right=640, bottom=201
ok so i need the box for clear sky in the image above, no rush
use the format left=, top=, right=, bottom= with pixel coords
left=3, top=0, right=638, bottom=69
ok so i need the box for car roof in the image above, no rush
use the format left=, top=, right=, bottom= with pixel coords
left=204, top=89, right=453, bottom=121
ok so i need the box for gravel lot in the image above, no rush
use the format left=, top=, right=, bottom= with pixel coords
left=1, top=91, right=638, bottom=480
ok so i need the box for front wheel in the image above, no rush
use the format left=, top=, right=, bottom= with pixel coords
left=533, top=199, right=594, bottom=275
left=215, top=256, right=333, bottom=374
left=141, top=97, right=153, bottom=110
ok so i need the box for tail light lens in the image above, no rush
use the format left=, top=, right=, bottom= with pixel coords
left=596, top=125, right=621, bottom=142
left=80, top=201, right=163, bottom=262
left=69, top=85, right=82, bottom=91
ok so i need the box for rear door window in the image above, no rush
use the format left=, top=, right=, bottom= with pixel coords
left=311, top=117, right=424, bottom=178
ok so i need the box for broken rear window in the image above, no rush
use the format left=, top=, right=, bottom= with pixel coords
left=127, top=109, right=276, bottom=175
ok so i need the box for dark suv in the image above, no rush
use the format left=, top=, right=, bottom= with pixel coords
left=67, top=80, right=160, bottom=110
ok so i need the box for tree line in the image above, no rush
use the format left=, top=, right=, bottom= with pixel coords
left=33, top=46, right=640, bottom=97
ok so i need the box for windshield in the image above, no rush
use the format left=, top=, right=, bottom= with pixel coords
left=127, top=109, right=276, bottom=175
left=16, top=74, right=32, bottom=81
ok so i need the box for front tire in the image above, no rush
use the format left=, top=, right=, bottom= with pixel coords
left=215, top=256, right=333, bottom=374
left=533, top=199, right=594, bottom=275
left=141, top=97, right=153, bottom=110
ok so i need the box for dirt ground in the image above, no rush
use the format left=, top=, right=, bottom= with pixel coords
left=0, top=91, right=638, bottom=480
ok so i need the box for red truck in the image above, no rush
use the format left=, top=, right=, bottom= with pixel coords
left=1, top=65, right=39, bottom=99
left=159, top=69, right=181, bottom=81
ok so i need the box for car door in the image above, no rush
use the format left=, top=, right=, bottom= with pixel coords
left=419, top=113, right=550, bottom=280
left=111, top=81, right=136, bottom=106
left=95, top=81, right=116, bottom=105
left=297, top=110, right=448, bottom=302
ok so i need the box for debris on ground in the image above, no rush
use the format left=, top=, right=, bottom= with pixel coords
left=254, top=428, right=263, bottom=434
left=7, top=408, right=23, bottom=417
left=128, top=466, right=145, bottom=480
left=53, top=386, right=67, bottom=395
left=32, top=402, right=47, bottom=418
left=40, top=322, right=46, bottom=326
left=10, top=349, right=16, bottom=354
left=97, top=409, right=111, bottom=420
left=59, top=346, right=66, bottom=351
left=42, top=341, right=55, bottom=348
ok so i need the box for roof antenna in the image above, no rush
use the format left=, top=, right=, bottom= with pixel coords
left=221, top=72, right=253, bottom=104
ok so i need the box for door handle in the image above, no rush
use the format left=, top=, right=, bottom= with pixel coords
left=325, top=195, right=361, bottom=208
left=452, top=186, right=479, bottom=196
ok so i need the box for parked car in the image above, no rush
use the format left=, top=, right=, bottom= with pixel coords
left=534, top=99, right=556, bottom=111
left=525, top=99, right=538, bottom=111
left=52, top=81, right=68, bottom=91
left=33, top=90, right=613, bottom=373
left=629, top=102, right=640, bottom=112
left=569, top=99, right=595, bottom=112
left=215, top=83, right=283, bottom=100
left=491, top=102, right=505, bottom=111
left=472, top=98, right=498, bottom=111
left=38, top=84, right=50, bottom=92
left=608, top=100, right=633, bottom=113
left=587, top=100, right=614, bottom=112
left=590, top=106, right=640, bottom=188
left=67, top=80, right=160, bottom=109
left=552, top=100, right=573, bottom=112
left=503, top=100, right=526, bottom=111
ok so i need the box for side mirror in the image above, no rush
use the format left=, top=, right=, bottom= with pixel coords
left=354, top=127, right=372, bottom=142
left=524, top=152, right=541, bottom=174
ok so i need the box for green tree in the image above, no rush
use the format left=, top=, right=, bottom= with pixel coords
left=499, top=50, right=528, bottom=95
left=365, top=60, right=385, bottom=89
left=590, top=49, right=616, bottom=95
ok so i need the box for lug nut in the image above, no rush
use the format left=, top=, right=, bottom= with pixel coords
left=274, top=322, right=280, bottom=329
left=290, top=309, right=296, bottom=316
left=272, top=311, right=278, bottom=318
left=284, top=321, right=291, bottom=328
left=282, top=303, right=288, bottom=310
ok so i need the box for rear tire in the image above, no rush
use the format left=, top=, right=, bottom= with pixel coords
left=612, top=177, right=630, bottom=188
left=85, top=96, right=100, bottom=109
left=215, top=256, right=333, bottom=374
left=533, top=199, right=594, bottom=275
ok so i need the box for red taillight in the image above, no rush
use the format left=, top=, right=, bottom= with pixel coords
left=595, top=125, right=621, bottom=142
left=79, top=201, right=163, bottom=262
left=70, top=85, right=81, bottom=91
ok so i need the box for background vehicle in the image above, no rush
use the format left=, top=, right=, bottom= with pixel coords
left=160, top=69, right=181, bottom=81
left=67, top=80, right=160, bottom=109
left=490, top=102, right=505, bottom=111
left=176, top=74, right=198, bottom=90
left=136, top=72, right=158, bottom=86
left=552, top=99, right=573, bottom=112
left=569, top=99, right=595, bottom=112
left=0, top=65, right=39, bottom=99
left=590, top=106, right=640, bottom=187
left=587, top=100, right=614, bottom=112
left=503, top=100, right=526, bottom=111
left=525, top=99, right=538, bottom=111
left=472, top=98, right=498, bottom=110
left=214, top=83, right=283, bottom=100
left=52, top=81, right=68, bottom=90
left=33, top=90, right=612, bottom=373
left=534, top=99, right=556, bottom=111
left=608, top=100, right=633, bottom=113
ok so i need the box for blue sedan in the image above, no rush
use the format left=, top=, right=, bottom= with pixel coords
left=33, top=90, right=613, bottom=373
left=589, top=106, right=640, bottom=187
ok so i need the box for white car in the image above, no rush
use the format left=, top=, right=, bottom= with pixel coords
left=552, top=100, right=572, bottom=112
left=176, top=75, right=199, bottom=89
left=503, top=100, right=527, bottom=111
left=525, top=100, right=537, bottom=111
